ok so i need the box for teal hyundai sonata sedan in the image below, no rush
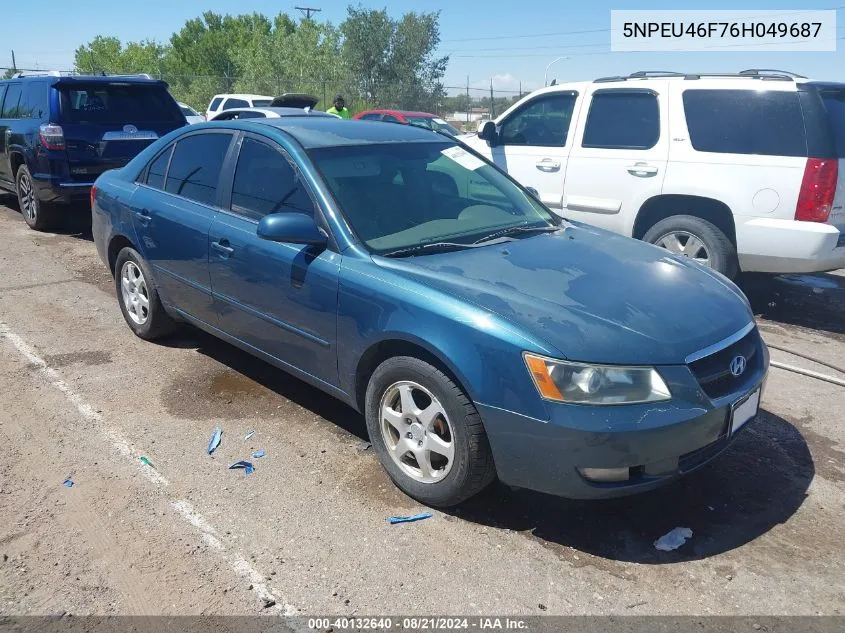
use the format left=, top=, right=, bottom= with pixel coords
left=91, top=118, right=768, bottom=507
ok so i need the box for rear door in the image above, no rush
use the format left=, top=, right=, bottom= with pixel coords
left=0, top=83, right=21, bottom=184
left=817, top=85, right=845, bottom=237
left=130, top=130, right=234, bottom=323
left=563, top=84, right=669, bottom=233
left=55, top=81, right=186, bottom=183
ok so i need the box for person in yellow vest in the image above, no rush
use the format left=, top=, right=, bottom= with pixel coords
left=327, top=95, right=350, bottom=119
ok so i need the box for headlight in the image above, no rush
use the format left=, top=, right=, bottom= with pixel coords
left=523, top=353, right=671, bottom=405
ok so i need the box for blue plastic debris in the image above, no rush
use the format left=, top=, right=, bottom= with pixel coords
left=62, top=479, right=74, bottom=488
left=388, top=512, right=432, bottom=525
left=208, top=426, right=223, bottom=455
left=228, top=460, right=254, bottom=475
left=252, top=449, right=265, bottom=459
left=244, top=430, right=255, bottom=442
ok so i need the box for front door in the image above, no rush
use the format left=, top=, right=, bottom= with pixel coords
left=562, top=85, right=670, bottom=234
left=208, top=134, right=340, bottom=387
left=130, top=130, right=234, bottom=323
left=471, top=92, right=579, bottom=211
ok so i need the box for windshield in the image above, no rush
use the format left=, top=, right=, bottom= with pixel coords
left=821, top=89, right=845, bottom=157
left=407, top=116, right=461, bottom=137
left=308, top=141, right=558, bottom=255
left=58, top=84, right=184, bottom=124
left=180, top=105, right=197, bottom=116
left=252, top=99, right=273, bottom=107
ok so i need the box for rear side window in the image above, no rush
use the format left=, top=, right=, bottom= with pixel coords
left=20, top=82, right=48, bottom=119
left=145, top=145, right=173, bottom=190
left=500, top=93, right=578, bottom=147
left=1, top=84, right=22, bottom=118
left=820, top=89, right=845, bottom=157
left=683, top=90, right=806, bottom=157
left=59, top=84, right=183, bottom=124
left=223, top=98, right=249, bottom=110
left=230, top=137, right=314, bottom=221
left=582, top=91, right=659, bottom=150
left=165, top=133, right=232, bottom=206
left=209, top=97, right=223, bottom=111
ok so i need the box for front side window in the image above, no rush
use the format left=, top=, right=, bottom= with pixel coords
left=230, top=137, right=314, bottom=221
left=58, top=84, right=183, bottom=124
left=145, top=145, right=173, bottom=190
left=0, top=86, right=7, bottom=116
left=223, top=98, right=249, bottom=110
left=582, top=91, right=659, bottom=150
left=499, top=94, right=577, bottom=147
left=164, top=133, right=232, bottom=206
left=1, top=84, right=22, bottom=119
left=683, top=89, right=807, bottom=157
left=309, top=141, right=558, bottom=255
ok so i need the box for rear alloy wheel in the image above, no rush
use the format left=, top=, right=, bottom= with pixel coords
left=16, top=166, right=56, bottom=231
left=114, top=246, right=175, bottom=340
left=365, top=356, right=496, bottom=507
left=643, top=215, right=738, bottom=279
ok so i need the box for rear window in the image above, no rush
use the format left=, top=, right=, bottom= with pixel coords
left=251, top=99, right=272, bottom=107
left=820, top=89, right=845, bottom=157
left=683, top=89, right=807, bottom=157
left=59, top=84, right=183, bottom=124
left=180, top=105, right=196, bottom=117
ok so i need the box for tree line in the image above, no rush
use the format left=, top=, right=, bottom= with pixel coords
left=72, top=6, right=449, bottom=114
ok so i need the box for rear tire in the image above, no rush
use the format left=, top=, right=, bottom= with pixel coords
left=16, top=166, right=57, bottom=231
left=643, top=214, right=738, bottom=279
left=114, top=247, right=175, bottom=340
left=365, top=356, right=496, bottom=507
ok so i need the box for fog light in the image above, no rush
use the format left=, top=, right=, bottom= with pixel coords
left=578, top=467, right=630, bottom=483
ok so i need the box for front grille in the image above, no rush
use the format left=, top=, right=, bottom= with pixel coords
left=689, top=329, right=761, bottom=400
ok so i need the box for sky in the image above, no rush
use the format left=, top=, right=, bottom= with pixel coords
left=5, top=0, right=845, bottom=97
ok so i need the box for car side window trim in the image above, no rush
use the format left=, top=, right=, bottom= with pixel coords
left=581, top=88, right=660, bottom=151
left=135, top=129, right=236, bottom=211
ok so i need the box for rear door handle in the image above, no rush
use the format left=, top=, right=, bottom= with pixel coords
left=535, top=158, right=561, bottom=172
left=626, top=163, right=658, bottom=176
left=211, top=239, right=235, bottom=258
left=133, top=209, right=151, bottom=226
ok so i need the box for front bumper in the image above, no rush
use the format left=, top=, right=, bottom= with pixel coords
left=477, top=348, right=768, bottom=500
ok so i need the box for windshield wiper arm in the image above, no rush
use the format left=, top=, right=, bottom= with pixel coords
left=473, top=224, right=559, bottom=245
left=380, top=241, right=482, bottom=258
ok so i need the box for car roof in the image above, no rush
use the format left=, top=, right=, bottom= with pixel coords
left=1, top=74, right=167, bottom=86
left=244, top=118, right=449, bottom=148
left=213, top=93, right=274, bottom=100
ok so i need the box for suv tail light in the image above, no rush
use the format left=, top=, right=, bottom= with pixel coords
left=796, top=158, right=838, bottom=222
left=90, top=185, right=97, bottom=209
left=38, top=123, right=65, bottom=151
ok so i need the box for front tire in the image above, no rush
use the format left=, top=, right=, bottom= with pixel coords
left=365, top=356, right=496, bottom=507
left=114, top=247, right=175, bottom=340
left=16, top=166, right=56, bottom=231
left=643, top=215, right=738, bottom=279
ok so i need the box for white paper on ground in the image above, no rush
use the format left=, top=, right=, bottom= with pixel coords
left=654, top=527, right=693, bottom=551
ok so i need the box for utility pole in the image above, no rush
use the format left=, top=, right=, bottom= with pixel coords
left=466, top=76, right=470, bottom=125
left=295, top=6, right=321, bottom=19
left=10, top=50, right=16, bottom=73
left=519, top=81, right=522, bottom=99
left=490, top=78, right=494, bottom=119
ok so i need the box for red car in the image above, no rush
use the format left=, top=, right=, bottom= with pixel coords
left=352, top=109, right=462, bottom=136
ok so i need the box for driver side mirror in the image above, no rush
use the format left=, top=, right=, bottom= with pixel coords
left=257, top=212, right=327, bottom=247
left=477, top=120, right=498, bottom=145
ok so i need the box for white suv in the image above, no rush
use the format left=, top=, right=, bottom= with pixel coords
left=205, top=93, right=274, bottom=121
left=462, top=70, right=845, bottom=278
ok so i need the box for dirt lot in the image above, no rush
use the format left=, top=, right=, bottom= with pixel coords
left=0, top=197, right=843, bottom=618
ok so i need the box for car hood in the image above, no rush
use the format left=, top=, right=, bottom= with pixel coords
left=374, top=224, right=753, bottom=365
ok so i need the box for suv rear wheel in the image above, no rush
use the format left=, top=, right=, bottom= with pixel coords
left=643, top=215, right=738, bottom=279
left=16, top=166, right=56, bottom=231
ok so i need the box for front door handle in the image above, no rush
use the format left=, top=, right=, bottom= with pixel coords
left=211, top=239, right=235, bottom=259
left=535, top=158, right=561, bottom=172
left=627, top=163, right=658, bottom=176
left=133, top=209, right=151, bottom=227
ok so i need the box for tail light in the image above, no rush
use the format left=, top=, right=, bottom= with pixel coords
left=90, top=185, right=97, bottom=209
left=38, top=123, right=65, bottom=150
left=796, top=158, right=838, bottom=222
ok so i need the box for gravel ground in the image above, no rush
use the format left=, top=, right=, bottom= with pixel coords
left=0, top=197, right=842, bottom=618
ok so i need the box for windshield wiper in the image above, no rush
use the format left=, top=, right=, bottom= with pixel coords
left=473, top=224, right=559, bottom=245
left=380, top=241, right=483, bottom=258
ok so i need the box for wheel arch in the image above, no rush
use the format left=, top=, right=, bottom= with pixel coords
left=633, top=194, right=736, bottom=247
left=107, top=234, right=138, bottom=275
left=10, top=152, right=26, bottom=179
